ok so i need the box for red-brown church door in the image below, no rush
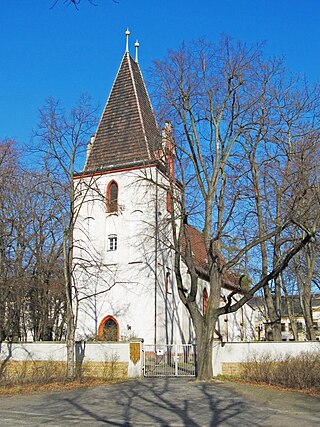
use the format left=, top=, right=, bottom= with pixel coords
left=98, top=315, right=119, bottom=341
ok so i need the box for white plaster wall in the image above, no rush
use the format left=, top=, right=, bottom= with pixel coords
left=0, top=342, right=143, bottom=378
left=212, top=341, right=320, bottom=375
left=75, top=342, right=129, bottom=362
left=77, top=341, right=143, bottom=377
left=155, top=261, right=195, bottom=345
left=74, top=166, right=191, bottom=345
left=3, top=341, right=318, bottom=379
left=74, top=168, right=156, bottom=343
left=0, top=342, right=67, bottom=361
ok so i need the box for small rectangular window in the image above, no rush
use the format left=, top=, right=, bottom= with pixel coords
left=108, top=235, right=117, bottom=251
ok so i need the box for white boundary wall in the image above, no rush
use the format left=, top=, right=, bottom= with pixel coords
left=0, top=341, right=143, bottom=378
left=2, top=341, right=319, bottom=378
left=212, top=341, right=320, bottom=375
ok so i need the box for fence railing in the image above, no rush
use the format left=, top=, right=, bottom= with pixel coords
left=143, top=344, right=196, bottom=377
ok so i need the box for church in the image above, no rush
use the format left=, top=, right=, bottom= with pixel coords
left=73, top=31, right=255, bottom=345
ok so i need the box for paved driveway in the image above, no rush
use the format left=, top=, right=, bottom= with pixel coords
left=0, top=378, right=319, bottom=426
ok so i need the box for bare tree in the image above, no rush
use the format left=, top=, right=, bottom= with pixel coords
left=0, top=140, right=65, bottom=342
left=239, top=73, right=320, bottom=340
left=49, top=0, right=121, bottom=9
left=152, top=37, right=319, bottom=379
left=295, top=240, right=320, bottom=340
left=26, top=176, right=66, bottom=341
left=50, top=0, right=97, bottom=9
left=285, top=137, right=320, bottom=340
left=0, top=140, right=20, bottom=341
left=34, top=94, right=102, bottom=379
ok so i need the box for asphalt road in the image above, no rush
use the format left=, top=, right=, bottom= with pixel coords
left=0, top=378, right=319, bottom=426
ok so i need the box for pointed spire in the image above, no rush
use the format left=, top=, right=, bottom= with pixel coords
left=125, top=28, right=130, bottom=53
left=135, top=40, right=140, bottom=63
left=83, top=51, right=160, bottom=173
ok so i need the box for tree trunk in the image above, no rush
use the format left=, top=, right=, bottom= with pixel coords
left=302, top=293, right=316, bottom=341
left=66, top=303, right=75, bottom=380
left=263, top=284, right=282, bottom=341
left=195, top=322, right=215, bottom=380
left=282, top=277, right=298, bottom=341
left=64, top=226, right=75, bottom=380
left=295, top=244, right=316, bottom=341
left=273, top=275, right=283, bottom=341
left=271, top=320, right=282, bottom=342
left=189, top=304, right=217, bottom=381
left=302, top=245, right=316, bottom=341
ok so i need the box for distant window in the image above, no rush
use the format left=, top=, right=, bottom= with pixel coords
left=107, top=181, right=118, bottom=213
left=297, top=321, right=304, bottom=332
left=281, top=323, right=286, bottom=332
left=108, top=235, right=117, bottom=251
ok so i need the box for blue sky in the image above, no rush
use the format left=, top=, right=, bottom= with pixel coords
left=1, top=0, right=320, bottom=149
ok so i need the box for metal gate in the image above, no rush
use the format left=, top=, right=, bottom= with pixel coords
left=143, top=344, right=196, bottom=377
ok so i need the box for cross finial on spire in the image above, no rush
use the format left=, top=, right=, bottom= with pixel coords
left=125, top=28, right=130, bottom=53
left=135, top=40, right=140, bottom=63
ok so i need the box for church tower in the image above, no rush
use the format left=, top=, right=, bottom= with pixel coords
left=74, top=31, right=192, bottom=344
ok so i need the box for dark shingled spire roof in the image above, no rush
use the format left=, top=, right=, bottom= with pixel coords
left=84, top=52, right=161, bottom=173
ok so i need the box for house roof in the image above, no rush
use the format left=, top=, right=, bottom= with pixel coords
left=183, top=224, right=239, bottom=291
left=250, top=295, right=320, bottom=317
left=84, top=52, right=161, bottom=173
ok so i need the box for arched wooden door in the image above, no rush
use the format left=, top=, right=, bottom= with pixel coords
left=98, top=315, right=119, bottom=341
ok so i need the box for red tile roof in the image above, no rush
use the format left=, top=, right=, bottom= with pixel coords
left=84, top=52, right=161, bottom=173
left=183, top=225, right=239, bottom=291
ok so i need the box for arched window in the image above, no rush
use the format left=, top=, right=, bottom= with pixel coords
left=106, top=181, right=118, bottom=213
left=203, top=288, right=208, bottom=315
left=98, top=315, right=119, bottom=341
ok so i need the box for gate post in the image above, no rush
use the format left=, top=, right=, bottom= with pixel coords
left=193, top=341, right=197, bottom=377
left=175, top=344, right=178, bottom=376
left=129, top=338, right=143, bottom=377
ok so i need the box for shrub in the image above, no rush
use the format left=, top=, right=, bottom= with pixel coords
left=241, top=351, right=320, bottom=392
left=0, top=359, right=66, bottom=388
